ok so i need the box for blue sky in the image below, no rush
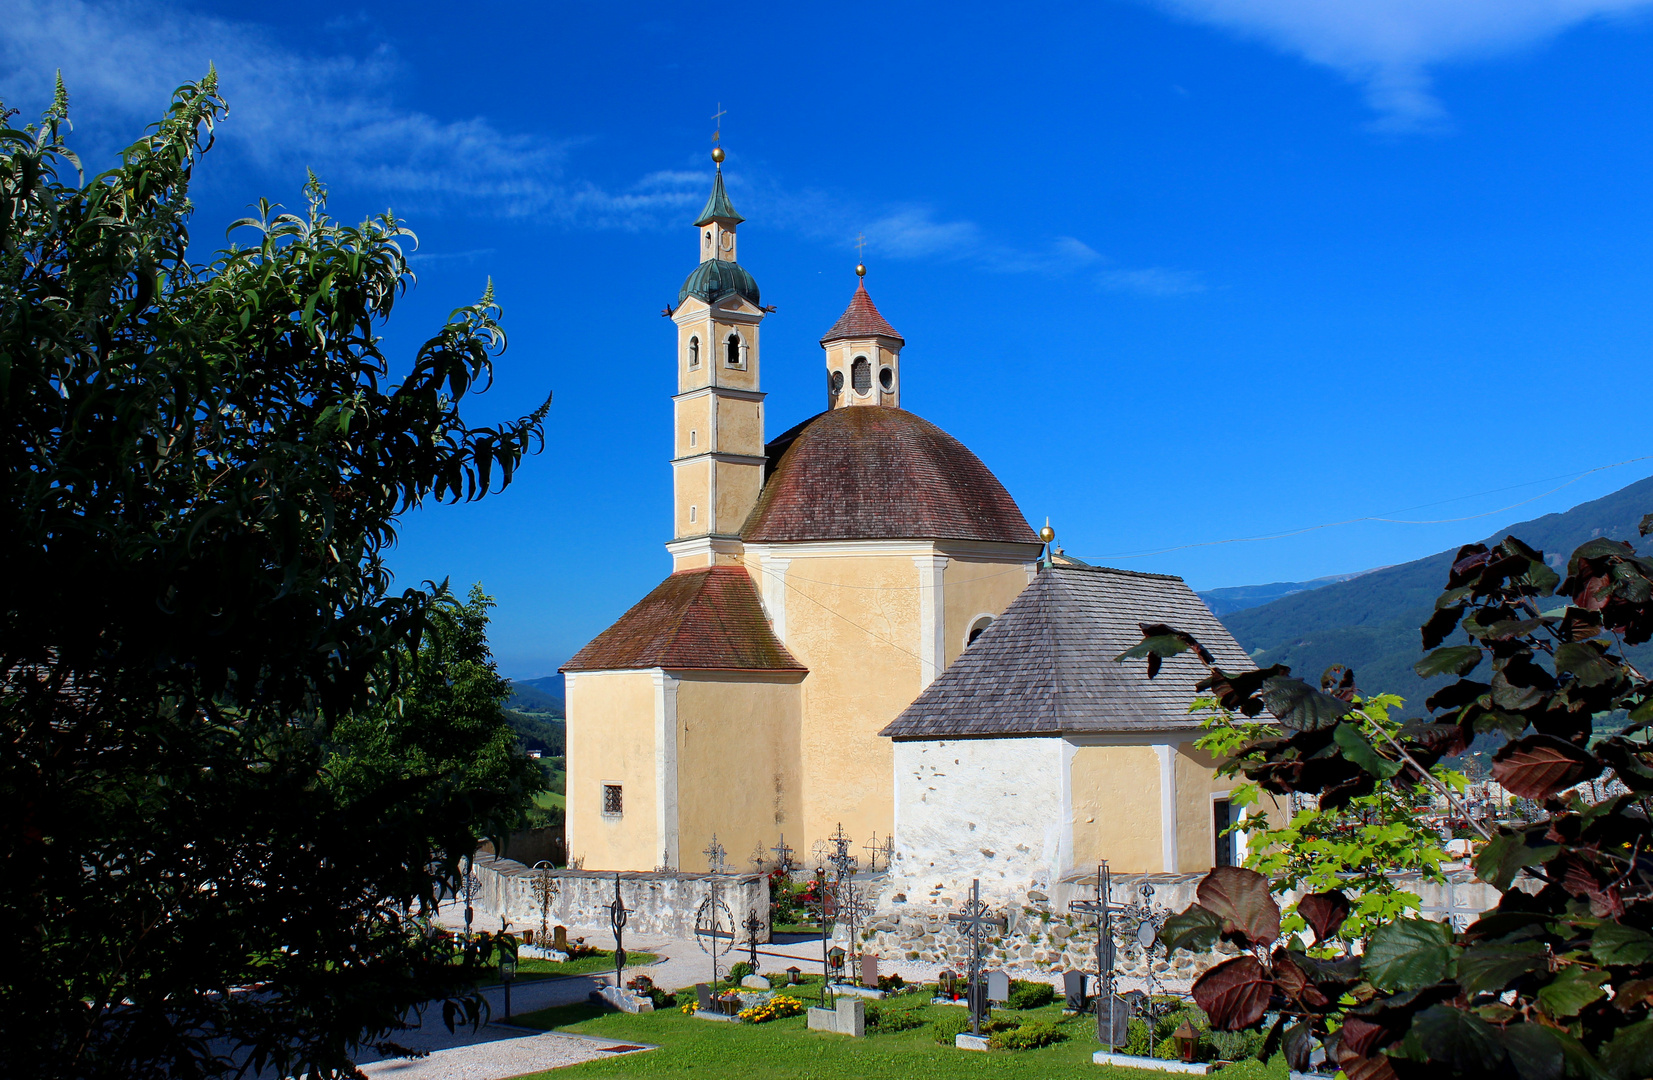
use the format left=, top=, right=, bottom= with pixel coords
left=5, top=0, right=1653, bottom=678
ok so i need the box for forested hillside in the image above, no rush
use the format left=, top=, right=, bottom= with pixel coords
left=1221, top=474, right=1653, bottom=708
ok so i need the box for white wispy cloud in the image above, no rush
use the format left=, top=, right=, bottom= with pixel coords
left=0, top=0, right=702, bottom=225
left=0, top=0, right=1199, bottom=294
left=1143, top=0, right=1653, bottom=130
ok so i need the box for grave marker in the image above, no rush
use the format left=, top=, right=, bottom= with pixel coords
left=860, top=952, right=878, bottom=989
left=985, top=969, right=1010, bottom=1004
left=1064, top=969, right=1088, bottom=1011
left=947, top=879, right=1006, bottom=1037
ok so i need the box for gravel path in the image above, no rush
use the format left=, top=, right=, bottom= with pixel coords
left=357, top=1026, right=653, bottom=1079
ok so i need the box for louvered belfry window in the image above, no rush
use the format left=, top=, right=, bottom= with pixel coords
left=851, top=356, right=871, bottom=393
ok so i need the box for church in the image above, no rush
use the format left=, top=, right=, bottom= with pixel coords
left=562, top=147, right=1251, bottom=898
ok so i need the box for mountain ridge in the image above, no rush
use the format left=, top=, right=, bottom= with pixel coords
left=1219, top=474, right=1653, bottom=707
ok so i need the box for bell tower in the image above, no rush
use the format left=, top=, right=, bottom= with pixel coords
left=666, top=143, right=767, bottom=570
left=821, top=262, right=905, bottom=410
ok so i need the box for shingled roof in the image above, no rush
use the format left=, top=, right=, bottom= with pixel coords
left=562, top=567, right=804, bottom=673
left=820, top=280, right=904, bottom=345
left=741, top=407, right=1038, bottom=545
left=879, top=564, right=1252, bottom=739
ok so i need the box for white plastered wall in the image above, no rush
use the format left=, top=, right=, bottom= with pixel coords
left=892, top=737, right=1065, bottom=901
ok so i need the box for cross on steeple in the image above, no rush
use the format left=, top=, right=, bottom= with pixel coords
left=855, top=232, right=866, bottom=262
left=711, top=102, right=727, bottom=146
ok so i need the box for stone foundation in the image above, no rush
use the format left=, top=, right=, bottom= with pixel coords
left=469, top=853, right=770, bottom=941
left=856, top=867, right=1507, bottom=980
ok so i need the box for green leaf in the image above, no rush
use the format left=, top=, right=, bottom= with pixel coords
left=1592, top=922, right=1653, bottom=967
left=1333, top=721, right=1404, bottom=779
left=1553, top=641, right=1622, bottom=688
left=1160, top=904, right=1224, bottom=954
left=1456, top=939, right=1548, bottom=996
left=1398, top=1004, right=1507, bottom=1074
left=1258, top=676, right=1354, bottom=732
left=1415, top=644, right=1484, bottom=678
left=1537, top=966, right=1609, bottom=1019
left=1473, top=830, right=1561, bottom=891
left=1602, top=1019, right=1653, bottom=1080
left=1498, top=1023, right=1566, bottom=1080
left=1364, top=917, right=1459, bottom=992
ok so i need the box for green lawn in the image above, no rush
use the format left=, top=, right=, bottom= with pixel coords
left=480, top=950, right=655, bottom=986
left=509, top=996, right=1291, bottom=1080
left=533, top=788, right=566, bottom=811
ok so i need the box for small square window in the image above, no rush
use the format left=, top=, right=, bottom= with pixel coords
left=602, top=784, right=623, bottom=815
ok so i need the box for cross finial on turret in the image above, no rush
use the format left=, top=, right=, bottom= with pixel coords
left=711, top=103, right=727, bottom=164
left=854, top=233, right=867, bottom=277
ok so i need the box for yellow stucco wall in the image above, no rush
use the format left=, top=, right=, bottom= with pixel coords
left=674, top=395, right=711, bottom=458
left=672, top=460, right=709, bottom=537
left=1070, top=745, right=1164, bottom=874
left=566, top=671, right=659, bottom=872
left=942, top=558, right=1033, bottom=669
left=782, top=553, right=921, bottom=856
left=675, top=675, right=802, bottom=872
left=717, top=395, right=764, bottom=456
left=714, top=459, right=762, bottom=533
left=1174, top=742, right=1229, bottom=873
left=710, top=317, right=760, bottom=392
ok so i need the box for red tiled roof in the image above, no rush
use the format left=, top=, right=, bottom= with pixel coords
left=562, top=567, right=805, bottom=673
left=741, top=407, right=1039, bottom=545
left=820, top=281, right=904, bottom=346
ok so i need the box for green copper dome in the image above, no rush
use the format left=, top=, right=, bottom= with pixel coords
left=679, top=259, right=760, bottom=306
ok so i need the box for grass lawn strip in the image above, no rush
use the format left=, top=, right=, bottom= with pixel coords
left=477, top=950, right=656, bottom=986
left=508, top=997, right=1290, bottom=1080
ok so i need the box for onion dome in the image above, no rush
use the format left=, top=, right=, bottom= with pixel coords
left=679, top=258, right=760, bottom=306
left=742, top=407, right=1037, bottom=544
left=820, top=279, right=903, bottom=346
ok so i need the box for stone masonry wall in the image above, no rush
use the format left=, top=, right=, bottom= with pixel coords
left=470, top=853, right=771, bottom=942
left=857, top=868, right=1506, bottom=982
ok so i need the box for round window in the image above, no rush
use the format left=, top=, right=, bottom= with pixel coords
left=851, top=356, right=871, bottom=394
left=879, top=366, right=894, bottom=391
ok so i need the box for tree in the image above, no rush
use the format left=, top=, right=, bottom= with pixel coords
left=0, top=75, right=549, bottom=1078
left=1124, top=526, right=1653, bottom=1080
left=326, top=584, right=545, bottom=856
left=1196, top=693, right=1459, bottom=947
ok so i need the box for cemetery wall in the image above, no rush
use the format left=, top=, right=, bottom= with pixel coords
left=469, top=853, right=771, bottom=942
left=857, top=868, right=1510, bottom=981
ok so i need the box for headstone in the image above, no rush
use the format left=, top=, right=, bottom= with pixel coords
left=695, top=983, right=714, bottom=1013
left=860, top=953, right=879, bottom=989
left=835, top=996, right=866, bottom=1037
left=986, top=969, right=1010, bottom=1004
left=939, top=969, right=957, bottom=997
left=741, top=973, right=771, bottom=990
left=1100, top=995, right=1131, bottom=1047
left=1064, top=969, right=1088, bottom=1011
left=553, top=925, right=569, bottom=952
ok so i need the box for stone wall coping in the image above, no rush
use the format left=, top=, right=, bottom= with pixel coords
left=473, top=854, right=763, bottom=884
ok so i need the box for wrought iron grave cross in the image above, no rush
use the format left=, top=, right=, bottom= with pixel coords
left=1069, top=861, right=1127, bottom=1051
left=742, top=907, right=764, bottom=975
left=607, top=874, right=633, bottom=988
left=947, top=879, right=1006, bottom=1036
left=530, top=860, right=558, bottom=949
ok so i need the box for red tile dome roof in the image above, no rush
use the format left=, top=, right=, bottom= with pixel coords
left=741, top=407, right=1038, bottom=545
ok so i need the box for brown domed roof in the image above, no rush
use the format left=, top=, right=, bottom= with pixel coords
left=741, top=407, right=1038, bottom=545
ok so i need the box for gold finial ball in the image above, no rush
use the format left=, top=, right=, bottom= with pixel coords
left=711, top=145, right=725, bottom=164
left=855, top=263, right=866, bottom=277
left=1039, top=525, right=1056, bottom=544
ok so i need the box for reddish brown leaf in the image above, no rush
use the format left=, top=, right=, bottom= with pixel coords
left=1270, top=950, right=1331, bottom=1008
left=1338, top=1017, right=1393, bottom=1059
left=1298, top=890, right=1353, bottom=944
left=1339, top=1052, right=1399, bottom=1080
left=1491, top=734, right=1602, bottom=800
left=1196, top=866, right=1282, bottom=948
left=1192, top=955, right=1274, bottom=1030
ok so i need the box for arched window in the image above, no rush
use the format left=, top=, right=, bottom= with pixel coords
left=688, top=336, right=700, bottom=369
left=879, top=366, right=894, bottom=391
left=726, top=334, right=741, bottom=367
left=830, top=370, right=844, bottom=395
left=851, top=356, right=871, bottom=394
left=967, top=615, right=994, bottom=647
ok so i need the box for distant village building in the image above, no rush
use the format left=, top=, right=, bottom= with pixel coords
left=561, top=151, right=1251, bottom=893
